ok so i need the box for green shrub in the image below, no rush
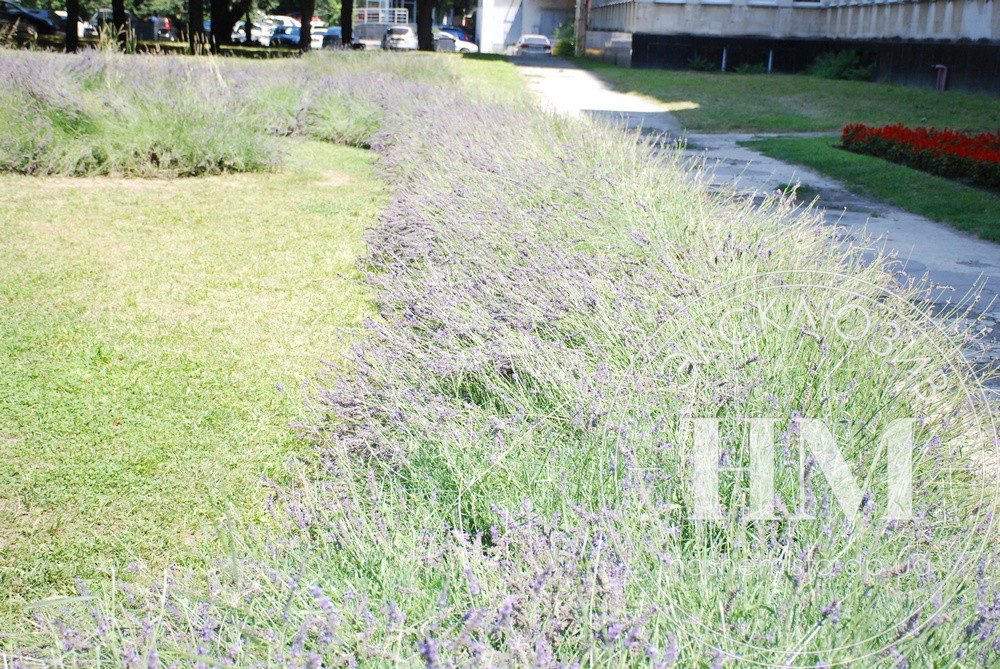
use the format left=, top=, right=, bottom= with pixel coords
left=809, top=50, right=875, bottom=81
left=734, top=61, right=768, bottom=74
left=0, top=50, right=281, bottom=176
left=687, top=54, right=717, bottom=71
left=0, top=49, right=446, bottom=176
left=553, top=21, right=575, bottom=57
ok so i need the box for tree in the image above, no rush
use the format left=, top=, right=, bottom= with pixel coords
left=208, top=0, right=250, bottom=51
left=188, top=0, right=205, bottom=53
left=112, top=0, right=128, bottom=48
left=416, top=0, right=434, bottom=51
left=433, top=0, right=473, bottom=26
left=339, top=0, right=352, bottom=45
left=65, top=0, right=79, bottom=52
left=320, top=0, right=341, bottom=25
left=298, top=0, right=314, bottom=51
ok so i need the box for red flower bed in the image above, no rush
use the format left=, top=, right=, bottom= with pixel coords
left=841, top=123, right=1000, bottom=189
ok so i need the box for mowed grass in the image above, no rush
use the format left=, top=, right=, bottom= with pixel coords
left=0, top=141, right=378, bottom=628
left=455, top=53, right=532, bottom=102
left=744, top=136, right=1000, bottom=241
left=578, top=59, right=1000, bottom=133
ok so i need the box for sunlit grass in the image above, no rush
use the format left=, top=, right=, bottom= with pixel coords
left=746, top=136, right=1000, bottom=241
left=0, top=141, right=379, bottom=631
left=2, top=51, right=995, bottom=666
left=578, top=58, right=1000, bottom=133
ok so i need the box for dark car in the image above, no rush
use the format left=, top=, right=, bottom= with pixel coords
left=82, top=10, right=175, bottom=41
left=137, top=16, right=177, bottom=41
left=0, top=0, right=58, bottom=36
left=321, top=25, right=341, bottom=48
left=28, top=8, right=64, bottom=30
left=84, top=8, right=133, bottom=38
left=439, top=25, right=473, bottom=43
left=270, top=24, right=299, bottom=47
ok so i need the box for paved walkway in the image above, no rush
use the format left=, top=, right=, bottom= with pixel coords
left=516, top=58, right=1000, bottom=366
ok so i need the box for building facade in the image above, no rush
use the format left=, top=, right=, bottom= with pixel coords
left=584, top=0, right=1000, bottom=92
left=477, top=0, right=576, bottom=52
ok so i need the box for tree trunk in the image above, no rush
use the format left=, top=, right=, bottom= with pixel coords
left=243, top=9, right=251, bottom=44
left=208, top=0, right=245, bottom=51
left=65, top=0, right=79, bottom=52
left=188, top=0, right=204, bottom=53
left=339, top=0, right=353, bottom=45
left=209, top=0, right=224, bottom=51
left=416, top=0, right=434, bottom=51
left=299, top=0, right=314, bottom=52
left=112, top=0, right=127, bottom=49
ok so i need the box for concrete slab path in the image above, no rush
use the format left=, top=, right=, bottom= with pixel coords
left=515, top=57, right=1000, bottom=367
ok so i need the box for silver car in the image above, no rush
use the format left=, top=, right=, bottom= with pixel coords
left=382, top=25, right=417, bottom=50
left=515, top=34, right=552, bottom=56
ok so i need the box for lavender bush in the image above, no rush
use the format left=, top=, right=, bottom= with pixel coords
left=0, top=49, right=274, bottom=176
left=13, top=52, right=997, bottom=666
left=0, top=49, right=445, bottom=176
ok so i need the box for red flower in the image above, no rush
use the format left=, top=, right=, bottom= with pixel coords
left=842, top=123, right=1000, bottom=188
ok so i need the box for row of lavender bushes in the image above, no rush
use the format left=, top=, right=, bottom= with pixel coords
left=0, top=48, right=445, bottom=176
left=11, top=50, right=997, bottom=666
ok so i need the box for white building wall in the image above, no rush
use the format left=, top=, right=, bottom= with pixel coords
left=478, top=0, right=576, bottom=52
left=587, top=0, right=998, bottom=42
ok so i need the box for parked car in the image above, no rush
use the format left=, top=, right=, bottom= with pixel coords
left=137, top=16, right=177, bottom=41
left=83, top=9, right=120, bottom=37
left=381, top=25, right=416, bottom=50
left=268, top=15, right=300, bottom=28
left=269, top=24, right=298, bottom=47
left=54, top=9, right=90, bottom=37
left=0, top=1, right=58, bottom=36
left=84, top=9, right=144, bottom=38
left=321, top=26, right=342, bottom=48
left=28, top=8, right=64, bottom=30
left=434, top=30, right=478, bottom=53
left=438, top=25, right=473, bottom=43
left=231, top=20, right=268, bottom=45
left=270, top=24, right=323, bottom=49
left=84, top=11, right=176, bottom=41
left=350, top=22, right=385, bottom=50
left=514, top=33, right=552, bottom=56
left=232, top=15, right=298, bottom=46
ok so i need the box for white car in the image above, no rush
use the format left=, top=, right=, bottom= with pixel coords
left=434, top=31, right=478, bottom=53
left=232, top=20, right=269, bottom=45
left=54, top=10, right=88, bottom=37
left=515, top=34, right=552, bottom=56
left=382, top=25, right=417, bottom=50
left=232, top=15, right=299, bottom=46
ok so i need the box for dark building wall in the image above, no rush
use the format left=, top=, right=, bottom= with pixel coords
left=631, top=33, right=1000, bottom=95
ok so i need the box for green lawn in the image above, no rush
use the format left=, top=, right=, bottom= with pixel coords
left=0, top=141, right=378, bottom=629
left=578, top=59, right=1000, bottom=133
left=744, top=136, right=1000, bottom=241
left=456, top=53, right=532, bottom=102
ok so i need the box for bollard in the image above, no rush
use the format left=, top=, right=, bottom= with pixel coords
left=932, top=64, right=948, bottom=91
